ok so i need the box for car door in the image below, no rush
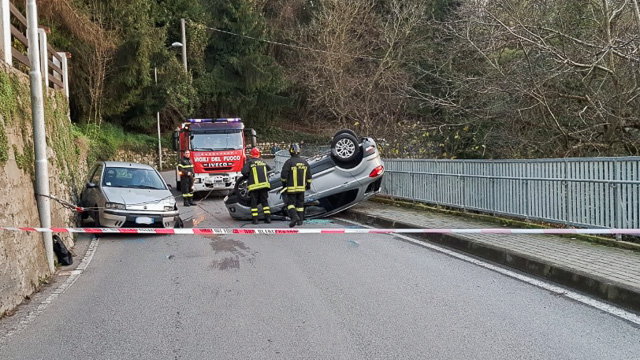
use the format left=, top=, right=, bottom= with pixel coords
left=81, top=164, right=103, bottom=207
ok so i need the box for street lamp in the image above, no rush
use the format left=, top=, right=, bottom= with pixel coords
left=155, top=42, right=183, bottom=170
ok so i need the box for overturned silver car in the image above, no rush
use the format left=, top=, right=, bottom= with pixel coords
left=224, top=130, right=384, bottom=220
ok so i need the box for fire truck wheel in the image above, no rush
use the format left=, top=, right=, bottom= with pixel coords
left=331, top=132, right=360, bottom=163
left=233, top=176, right=251, bottom=206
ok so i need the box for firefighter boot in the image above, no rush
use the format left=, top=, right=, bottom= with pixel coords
left=287, top=207, right=298, bottom=228
left=183, top=198, right=190, bottom=206
left=252, top=217, right=258, bottom=225
left=264, top=215, right=271, bottom=224
left=297, top=211, right=305, bottom=226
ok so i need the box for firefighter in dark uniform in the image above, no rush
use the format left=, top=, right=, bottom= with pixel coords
left=178, top=150, right=195, bottom=206
left=281, top=143, right=312, bottom=228
left=241, top=147, right=272, bottom=224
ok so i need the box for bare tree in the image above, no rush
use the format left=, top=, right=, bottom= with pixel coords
left=416, top=0, right=640, bottom=157
left=287, top=0, right=429, bottom=139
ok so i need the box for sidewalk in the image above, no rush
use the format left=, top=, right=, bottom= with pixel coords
left=344, top=199, right=640, bottom=313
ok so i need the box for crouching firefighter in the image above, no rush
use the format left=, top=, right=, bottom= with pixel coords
left=281, top=143, right=312, bottom=228
left=241, top=147, right=272, bottom=224
left=179, top=150, right=195, bottom=206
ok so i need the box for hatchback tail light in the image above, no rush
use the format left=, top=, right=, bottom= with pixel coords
left=369, top=165, right=384, bottom=178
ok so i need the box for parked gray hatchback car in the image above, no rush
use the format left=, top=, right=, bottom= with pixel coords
left=80, top=161, right=179, bottom=228
left=224, top=130, right=384, bottom=220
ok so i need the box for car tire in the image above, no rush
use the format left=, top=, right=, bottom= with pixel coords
left=331, top=133, right=360, bottom=163
left=233, top=176, right=251, bottom=206
left=332, top=129, right=358, bottom=140
left=93, top=206, right=102, bottom=227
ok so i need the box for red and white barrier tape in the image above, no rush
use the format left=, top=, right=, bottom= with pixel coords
left=1, top=227, right=639, bottom=235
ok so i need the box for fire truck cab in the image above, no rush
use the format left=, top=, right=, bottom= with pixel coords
left=172, top=118, right=257, bottom=193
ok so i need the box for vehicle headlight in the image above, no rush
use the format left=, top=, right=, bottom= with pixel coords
left=164, top=205, right=175, bottom=211
left=105, top=202, right=126, bottom=210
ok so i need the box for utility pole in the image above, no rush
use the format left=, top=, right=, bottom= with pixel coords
left=26, top=0, right=54, bottom=272
left=155, top=67, right=162, bottom=170
left=180, top=19, right=188, bottom=72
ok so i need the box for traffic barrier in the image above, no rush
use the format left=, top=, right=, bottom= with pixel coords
left=0, top=227, right=639, bottom=235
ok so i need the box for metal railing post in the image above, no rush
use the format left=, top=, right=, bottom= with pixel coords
left=57, top=52, right=68, bottom=98
left=614, top=160, right=623, bottom=240
left=38, top=28, right=48, bottom=88
left=0, top=0, right=11, bottom=65
left=411, top=159, right=415, bottom=201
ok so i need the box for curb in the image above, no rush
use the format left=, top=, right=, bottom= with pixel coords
left=343, top=209, right=640, bottom=314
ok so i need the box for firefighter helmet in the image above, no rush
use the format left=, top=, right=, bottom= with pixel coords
left=289, top=143, right=301, bottom=156
left=250, top=147, right=260, bottom=158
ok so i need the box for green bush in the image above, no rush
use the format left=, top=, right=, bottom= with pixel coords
left=77, top=123, right=160, bottom=165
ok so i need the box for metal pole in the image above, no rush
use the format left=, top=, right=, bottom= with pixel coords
left=155, top=67, right=162, bottom=170
left=27, top=0, right=54, bottom=272
left=0, top=0, right=11, bottom=65
left=58, top=52, right=69, bottom=98
left=37, top=29, right=48, bottom=89
left=180, top=18, right=187, bottom=72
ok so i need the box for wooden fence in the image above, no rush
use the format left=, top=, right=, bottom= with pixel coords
left=0, top=0, right=69, bottom=97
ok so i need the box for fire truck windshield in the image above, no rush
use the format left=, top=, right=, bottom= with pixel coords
left=190, top=130, right=243, bottom=151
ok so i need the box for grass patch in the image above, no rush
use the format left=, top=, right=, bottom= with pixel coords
left=77, top=123, right=160, bottom=165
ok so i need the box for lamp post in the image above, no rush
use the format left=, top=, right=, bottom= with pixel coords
left=156, top=41, right=183, bottom=170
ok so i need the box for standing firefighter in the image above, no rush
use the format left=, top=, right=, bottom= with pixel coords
left=241, top=147, right=272, bottom=224
left=281, top=143, right=312, bottom=228
left=179, top=150, right=195, bottom=206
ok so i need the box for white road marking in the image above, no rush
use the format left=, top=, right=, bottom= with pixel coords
left=336, top=217, right=640, bottom=326
left=0, top=237, right=100, bottom=342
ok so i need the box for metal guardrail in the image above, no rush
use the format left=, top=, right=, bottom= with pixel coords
left=382, top=157, right=640, bottom=229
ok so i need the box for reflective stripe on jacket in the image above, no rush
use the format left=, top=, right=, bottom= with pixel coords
left=241, top=158, right=271, bottom=191
left=178, top=158, right=193, bottom=179
left=281, top=156, right=312, bottom=193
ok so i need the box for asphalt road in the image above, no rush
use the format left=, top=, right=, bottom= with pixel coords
left=1, top=187, right=639, bottom=359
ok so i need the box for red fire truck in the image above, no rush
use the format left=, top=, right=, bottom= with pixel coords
left=172, top=118, right=256, bottom=193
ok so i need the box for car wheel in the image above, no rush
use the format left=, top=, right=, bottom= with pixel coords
left=331, top=133, right=360, bottom=163
left=93, top=206, right=102, bottom=227
left=233, top=176, right=251, bottom=206
left=332, top=129, right=358, bottom=140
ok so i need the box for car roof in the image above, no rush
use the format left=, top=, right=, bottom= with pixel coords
left=101, top=161, right=155, bottom=170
